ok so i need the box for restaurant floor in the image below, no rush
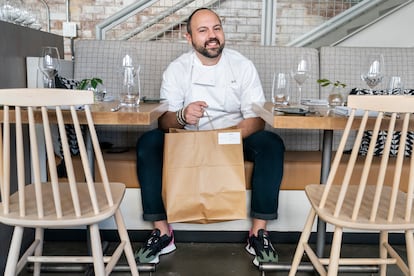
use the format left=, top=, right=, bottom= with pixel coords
left=20, top=239, right=407, bottom=276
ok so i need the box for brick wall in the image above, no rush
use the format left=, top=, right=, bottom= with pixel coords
left=22, top=0, right=349, bottom=59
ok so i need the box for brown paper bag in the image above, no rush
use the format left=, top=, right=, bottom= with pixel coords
left=162, top=128, right=247, bottom=223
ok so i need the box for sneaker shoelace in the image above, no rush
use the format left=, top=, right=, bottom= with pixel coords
left=143, top=230, right=164, bottom=251
left=253, top=230, right=276, bottom=261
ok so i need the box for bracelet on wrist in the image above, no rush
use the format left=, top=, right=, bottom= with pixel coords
left=176, top=108, right=187, bottom=126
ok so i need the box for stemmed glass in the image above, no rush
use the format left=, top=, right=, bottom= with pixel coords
left=291, top=54, right=311, bottom=106
left=38, top=46, right=60, bottom=88
left=360, top=53, right=385, bottom=94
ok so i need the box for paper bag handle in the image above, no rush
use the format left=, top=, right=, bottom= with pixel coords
left=196, top=109, right=215, bottom=131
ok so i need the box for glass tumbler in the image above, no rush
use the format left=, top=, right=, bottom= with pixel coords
left=387, top=76, right=403, bottom=95
left=272, top=72, right=290, bottom=106
left=119, top=54, right=141, bottom=107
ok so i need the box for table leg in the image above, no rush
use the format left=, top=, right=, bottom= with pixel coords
left=316, top=129, right=333, bottom=257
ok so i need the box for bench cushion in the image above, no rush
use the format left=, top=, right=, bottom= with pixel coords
left=94, top=149, right=321, bottom=190
left=62, top=149, right=409, bottom=193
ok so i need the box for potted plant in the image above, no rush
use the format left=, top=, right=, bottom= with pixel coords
left=317, top=78, right=347, bottom=106
left=77, top=77, right=103, bottom=90
left=78, top=77, right=106, bottom=101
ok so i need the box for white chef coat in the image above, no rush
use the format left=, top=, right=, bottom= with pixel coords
left=160, top=48, right=265, bottom=130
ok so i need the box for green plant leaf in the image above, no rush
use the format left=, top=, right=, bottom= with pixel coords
left=317, top=78, right=330, bottom=83
left=78, top=79, right=89, bottom=90
left=317, top=78, right=346, bottom=89
left=77, top=78, right=103, bottom=90
left=91, top=78, right=103, bottom=89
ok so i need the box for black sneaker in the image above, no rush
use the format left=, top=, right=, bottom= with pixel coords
left=135, top=228, right=176, bottom=264
left=245, top=229, right=278, bottom=266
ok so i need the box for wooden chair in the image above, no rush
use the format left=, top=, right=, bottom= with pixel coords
left=289, top=95, right=414, bottom=276
left=0, top=88, right=138, bottom=275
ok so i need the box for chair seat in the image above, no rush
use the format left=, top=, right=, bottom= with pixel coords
left=306, top=184, right=414, bottom=231
left=0, top=182, right=126, bottom=227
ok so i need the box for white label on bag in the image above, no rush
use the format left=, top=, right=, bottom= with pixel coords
left=218, top=132, right=241, bottom=144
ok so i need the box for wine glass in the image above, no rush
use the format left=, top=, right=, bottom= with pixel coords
left=272, top=72, right=290, bottom=106
left=360, top=53, right=385, bottom=94
left=291, top=54, right=311, bottom=105
left=38, top=46, right=60, bottom=88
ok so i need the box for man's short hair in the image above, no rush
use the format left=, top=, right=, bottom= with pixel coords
left=186, top=7, right=221, bottom=35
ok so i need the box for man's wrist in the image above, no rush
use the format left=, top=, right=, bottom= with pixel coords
left=176, top=108, right=187, bottom=126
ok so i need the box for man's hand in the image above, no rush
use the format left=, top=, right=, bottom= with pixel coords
left=237, top=117, right=265, bottom=138
left=183, top=101, right=208, bottom=125
left=158, top=101, right=208, bottom=131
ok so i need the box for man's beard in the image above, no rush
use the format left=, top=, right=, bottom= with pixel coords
left=193, top=38, right=225, bottom=59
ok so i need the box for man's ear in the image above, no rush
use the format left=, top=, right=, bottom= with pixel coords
left=185, top=33, right=192, bottom=44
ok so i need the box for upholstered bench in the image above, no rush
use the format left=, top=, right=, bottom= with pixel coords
left=67, top=149, right=410, bottom=193
left=96, top=150, right=322, bottom=190
left=65, top=149, right=321, bottom=190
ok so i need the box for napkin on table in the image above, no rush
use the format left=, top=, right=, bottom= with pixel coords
left=333, top=106, right=378, bottom=117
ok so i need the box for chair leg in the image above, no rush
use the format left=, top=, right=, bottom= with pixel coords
left=406, top=230, right=414, bottom=276
left=379, top=231, right=388, bottom=276
left=5, top=226, right=24, bottom=276
left=288, top=209, right=317, bottom=276
left=89, top=223, right=106, bottom=276
left=114, top=209, right=139, bottom=276
left=327, top=226, right=343, bottom=276
left=33, top=228, right=44, bottom=276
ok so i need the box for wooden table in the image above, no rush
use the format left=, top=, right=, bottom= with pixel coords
left=253, top=102, right=349, bottom=130
left=253, top=102, right=407, bottom=130
left=88, top=101, right=168, bottom=125
left=1, top=101, right=168, bottom=126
